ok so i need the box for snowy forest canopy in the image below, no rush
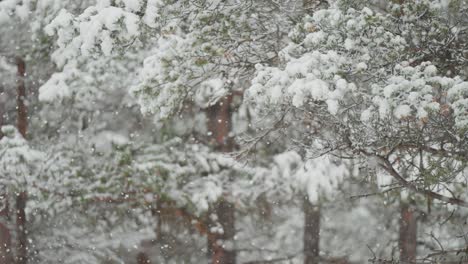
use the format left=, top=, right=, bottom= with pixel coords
left=0, top=0, right=467, bottom=263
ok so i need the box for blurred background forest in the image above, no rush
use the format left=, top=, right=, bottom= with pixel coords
left=0, top=0, right=467, bottom=263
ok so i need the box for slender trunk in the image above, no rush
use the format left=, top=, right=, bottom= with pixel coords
left=206, top=95, right=236, bottom=264
left=0, top=87, right=5, bottom=138
left=15, top=193, right=27, bottom=264
left=303, top=195, right=320, bottom=264
left=16, top=57, right=27, bottom=138
left=207, top=199, right=236, bottom=264
left=0, top=81, right=13, bottom=264
left=302, top=2, right=322, bottom=262
left=399, top=202, right=417, bottom=263
left=0, top=198, right=13, bottom=264
left=15, top=57, right=28, bottom=264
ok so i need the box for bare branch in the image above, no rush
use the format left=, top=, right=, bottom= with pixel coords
left=377, top=156, right=468, bottom=208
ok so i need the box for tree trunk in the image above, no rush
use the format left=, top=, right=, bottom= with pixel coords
left=0, top=86, right=5, bottom=138
left=0, top=197, right=13, bottom=264
left=0, top=78, right=13, bottom=264
left=303, top=195, right=320, bottom=264
left=15, top=57, right=28, bottom=264
left=302, top=1, right=323, bottom=261
left=207, top=200, right=236, bottom=264
left=206, top=95, right=236, bottom=264
left=16, top=57, right=27, bottom=138
left=399, top=202, right=417, bottom=263
left=15, top=192, right=27, bottom=264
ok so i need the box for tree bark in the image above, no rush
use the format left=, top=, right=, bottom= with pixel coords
left=0, top=196, right=13, bottom=264
left=0, top=86, right=5, bottom=139
left=399, top=202, right=417, bottom=263
left=15, top=57, right=28, bottom=264
left=206, top=95, right=236, bottom=264
left=303, top=195, right=320, bottom=264
left=302, top=2, right=323, bottom=262
left=0, top=77, right=13, bottom=264
left=15, top=192, right=27, bottom=264
left=207, top=200, right=236, bottom=264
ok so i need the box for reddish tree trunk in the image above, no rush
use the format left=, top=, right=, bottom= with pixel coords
left=399, top=202, right=417, bottom=263
left=303, top=196, right=320, bottom=264
left=206, top=95, right=236, bottom=264
left=15, top=57, right=28, bottom=264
